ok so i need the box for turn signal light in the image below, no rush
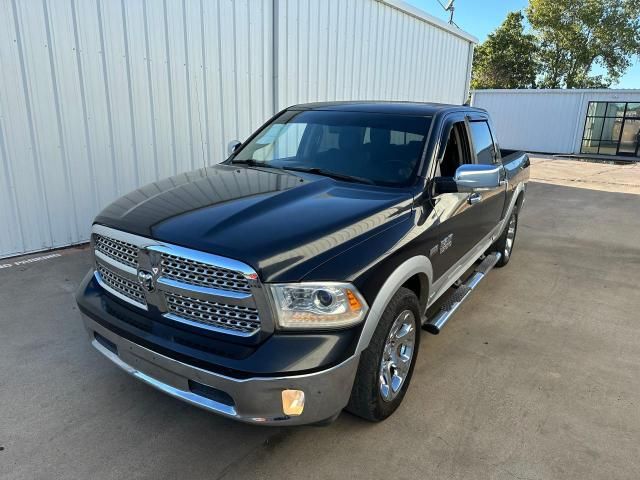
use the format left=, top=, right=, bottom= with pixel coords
left=346, top=289, right=362, bottom=311
left=281, top=389, right=305, bottom=416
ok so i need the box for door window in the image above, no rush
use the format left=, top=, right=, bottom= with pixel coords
left=468, top=121, right=496, bottom=165
left=437, top=123, right=468, bottom=177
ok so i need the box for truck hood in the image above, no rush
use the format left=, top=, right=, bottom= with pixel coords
left=94, top=164, right=414, bottom=282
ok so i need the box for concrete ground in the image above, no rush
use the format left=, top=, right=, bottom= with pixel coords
left=531, top=155, right=640, bottom=195
left=2, top=167, right=640, bottom=479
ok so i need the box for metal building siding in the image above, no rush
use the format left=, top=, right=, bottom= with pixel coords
left=471, top=89, right=640, bottom=154
left=276, top=0, right=474, bottom=109
left=0, top=0, right=474, bottom=258
left=0, top=0, right=274, bottom=258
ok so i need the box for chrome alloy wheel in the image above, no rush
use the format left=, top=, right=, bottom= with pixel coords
left=379, top=310, right=416, bottom=402
left=504, top=214, right=517, bottom=260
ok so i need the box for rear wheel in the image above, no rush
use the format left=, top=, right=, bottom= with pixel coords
left=493, top=209, right=518, bottom=267
left=346, top=287, right=420, bottom=421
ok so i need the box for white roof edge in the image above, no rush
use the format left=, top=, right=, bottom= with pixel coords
left=379, top=0, right=478, bottom=44
left=472, top=88, right=640, bottom=95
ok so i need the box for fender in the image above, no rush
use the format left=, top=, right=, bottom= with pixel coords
left=355, top=255, right=433, bottom=354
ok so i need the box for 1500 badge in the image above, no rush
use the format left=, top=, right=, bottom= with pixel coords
left=430, top=233, right=454, bottom=257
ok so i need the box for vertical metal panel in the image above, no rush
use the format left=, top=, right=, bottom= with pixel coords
left=276, top=0, right=475, bottom=109
left=0, top=0, right=474, bottom=258
left=471, top=89, right=640, bottom=154
left=0, top=0, right=273, bottom=258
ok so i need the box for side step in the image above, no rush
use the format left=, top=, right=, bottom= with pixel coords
left=422, top=252, right=502, bottom=335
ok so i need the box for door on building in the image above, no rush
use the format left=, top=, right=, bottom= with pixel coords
left=617, top=118, right=640, bottom=157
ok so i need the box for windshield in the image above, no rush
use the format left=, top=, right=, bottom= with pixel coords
left=232, top=110, right=431, bottom=186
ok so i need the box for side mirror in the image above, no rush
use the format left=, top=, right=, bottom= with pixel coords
left=453, top=164, right=501, bottom=192
left=227, top=140, right=242, bottom=156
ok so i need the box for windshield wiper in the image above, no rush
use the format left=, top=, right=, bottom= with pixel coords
left=231, top=159, right=276, bottom=168
left=281, top=166, right=376, bottom=185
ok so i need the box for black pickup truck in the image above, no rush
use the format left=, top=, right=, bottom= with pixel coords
left=76, top=102, right=529, bottom=425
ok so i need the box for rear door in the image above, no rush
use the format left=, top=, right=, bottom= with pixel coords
left=466, top=116, right=507, bottom=241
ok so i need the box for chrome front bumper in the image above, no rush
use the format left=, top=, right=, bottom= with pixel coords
left=82, top=314, right=359, bottom=425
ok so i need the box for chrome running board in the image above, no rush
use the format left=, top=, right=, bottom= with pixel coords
left=423, top=252, right=502, bottom=335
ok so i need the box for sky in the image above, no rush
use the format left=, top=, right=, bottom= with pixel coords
left=406, top=0, right=640, bottom=89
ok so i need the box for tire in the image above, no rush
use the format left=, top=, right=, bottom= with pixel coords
left=346, top=287, right=421, bottom=422
left=493, top=208, right=518, bottom=268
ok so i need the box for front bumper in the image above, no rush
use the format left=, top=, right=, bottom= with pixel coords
left=82, top=314, right=360, bottom=425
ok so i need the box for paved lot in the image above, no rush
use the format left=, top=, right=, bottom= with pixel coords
left=531, top=155, right=640, bottom=195
left=2, top=178, right=640, bottom=479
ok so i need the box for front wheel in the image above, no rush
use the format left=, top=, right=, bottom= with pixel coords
left=493, top=209, right=518, bottom=267
left=346, top=287, right=421, bottom=422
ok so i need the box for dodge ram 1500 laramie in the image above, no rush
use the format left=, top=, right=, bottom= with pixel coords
left=76, top=102, right=529, bottom=425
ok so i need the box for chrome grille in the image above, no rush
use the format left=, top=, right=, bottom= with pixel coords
left=94, top=234, right=138, bottom=268
left=161, top=253, right=251, bottom=293
left=97, top=264, right=146, bottom=307
left=165, top=293, right=260, bottom=334
left=91, top=226, right=265, bottom=336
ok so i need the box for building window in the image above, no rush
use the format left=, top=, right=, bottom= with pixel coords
left=581, top=102, right=640, bottom=157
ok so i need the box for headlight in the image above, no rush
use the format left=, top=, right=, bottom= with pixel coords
left=268, top=283, right=368, bottom=329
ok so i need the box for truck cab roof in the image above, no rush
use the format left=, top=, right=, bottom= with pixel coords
left=288, top=101, right=487, bottom=117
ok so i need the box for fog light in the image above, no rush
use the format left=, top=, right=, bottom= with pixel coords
left=281, top=389, right=305, bottom=416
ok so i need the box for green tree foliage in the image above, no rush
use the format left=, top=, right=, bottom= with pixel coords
left=471, top=12, right=539, bottom=89
left=527, top=0, right=640, bottom=88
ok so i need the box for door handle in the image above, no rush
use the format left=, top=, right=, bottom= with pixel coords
left=468, top=192, right=482, bottom=205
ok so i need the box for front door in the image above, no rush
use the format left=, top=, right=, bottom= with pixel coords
left=617, top=118, right=640, bottom=157
left=419, top=119, right=475, bottom=281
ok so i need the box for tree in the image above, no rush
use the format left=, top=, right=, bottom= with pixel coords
left=471, top=12, right=539, bottom=90
left=526, top=0, right=640, bottom=88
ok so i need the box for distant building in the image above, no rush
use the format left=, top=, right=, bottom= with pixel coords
left=471, top=89, right=640, bottom=160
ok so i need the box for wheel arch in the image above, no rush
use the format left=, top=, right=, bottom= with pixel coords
left=499, top=181, right=526, bottom=234
left=515, top=189, right=526, bottom=212
left=355, top=255, right=432, bottom=354
left=401, top=273, right=430, bottom=314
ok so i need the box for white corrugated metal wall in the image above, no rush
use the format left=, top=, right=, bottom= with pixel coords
left=275, top=0, right=474, bottom=108
left=471, top=89, right=640, bottom=154
left=0, top=0, right=475, bottom=258
left=0, top=0, right=274, bottom=258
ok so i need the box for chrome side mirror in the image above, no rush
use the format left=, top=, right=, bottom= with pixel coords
left=454, top=164, right=501, bottom=191
left=227, top=140, right=241, bottom=156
